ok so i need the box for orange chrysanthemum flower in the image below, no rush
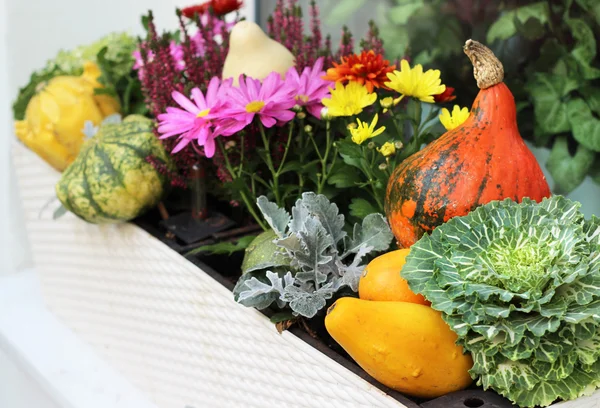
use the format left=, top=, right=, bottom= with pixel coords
left=323, top=50, right=396, bottom=93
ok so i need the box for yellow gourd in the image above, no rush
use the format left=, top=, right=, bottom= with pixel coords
left=325, top=297, right=473, bottom=398
left=222, top=21, right=295, bottom=85
left=359, top=249, right=430, bottom=305
left=14, top=62, right=120, bottom=171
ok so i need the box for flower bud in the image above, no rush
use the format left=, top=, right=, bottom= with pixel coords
left=367, top=142, right=375, bottom=149
left=296, top=111, right=306, bottom=120
left=347, top=122, right=358, bottom=130
left=378, top=163, right=388, bottom=170
left=378, top=142, right=396, bottom=157
left=394, top=141, right=404, bottom=149
left=380, top=97, right=394, bottom=109
left=304, top=124, right=313, bottom=133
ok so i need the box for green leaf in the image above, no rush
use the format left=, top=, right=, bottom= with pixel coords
left=546, top=136, right=596, bottom=194
left=389, top=0, right=424, bottom=25
left=344, top=213, right=393, bottom=255
left=240, top=230, right=290, bottom=274
left=574, top=0, right=600, bottom=25
left=590, top=159, right=600, bottom=184
left=327, top=167, right=361, bottom=188
left=567, top=98, right=600, bottom=151
left=535, top=39, right=567, bottom=72
left=581, top=87, right=600, bottom=115
left=567, top=19, right=596, bottom=65
left=509, top=366, right=599, bottom=408
left=257, top=196, right=290, bottom=237
left=487, top=2, right=549, bottom=43
left=269, top=311, right=296, bottom=324
left=335, top=140, right=363, bottom=158
left=325, top=0, right=367, bottom=25
left=185, top=235, right=257, bottom=257
left=278, top=161, right=303, bottom=176
left=526, top=73, right=578, bottom=134
left=234, top=270, right=294, bottom=310
left=349, top=198, right=378, bottom=219
left=52, top=205, right=68, bottom=220
left=12, top=66, right=64, bottom=120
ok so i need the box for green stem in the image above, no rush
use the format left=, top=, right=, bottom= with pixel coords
left=317, top=120, right=333, bottom=194
left=391, top=117, right=404, bottom=140
left=238, top=132, right=245, bottom=178
left=218, top=139, right=267, bottom=230
left=259, top=123, right=282, bottom=207
left=298, top=120, right=305, bottom=191
left=309, top=132, right=324, bottom=162
left=276, top=121, right=294, bottom=176
left=361, top=148, right=385, bottom=212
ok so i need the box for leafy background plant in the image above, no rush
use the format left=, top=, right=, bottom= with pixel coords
left=275, top=0, right=600, bottom=205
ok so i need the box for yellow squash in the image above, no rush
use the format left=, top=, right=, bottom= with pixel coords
left=359, top=249, right=430, bottom=305
left=325, top=297, right=473, bottom=398
left=15, top=62, right=120, bottom=171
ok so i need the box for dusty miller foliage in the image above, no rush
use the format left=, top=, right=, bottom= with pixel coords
left=233, top=192, right=394, bottom=318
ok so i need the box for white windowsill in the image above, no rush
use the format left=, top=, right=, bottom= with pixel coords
left=0, top=270, right=159, bottom=408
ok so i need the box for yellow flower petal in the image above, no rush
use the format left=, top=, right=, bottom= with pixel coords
left=439, top=105, right=470, bottom=131
left=384, top=59, right=446, bottom=103
left=321, top=82, right=377, bottom=117
left=350, top=114, right=386, bottom=145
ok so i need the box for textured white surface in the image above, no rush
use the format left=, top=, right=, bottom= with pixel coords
left=0, top=270, right=159, bottom=408
left=12, top=141, right=406, bottom=408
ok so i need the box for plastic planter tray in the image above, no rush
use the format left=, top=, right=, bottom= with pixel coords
left=12, top=142, right=599, bottom=408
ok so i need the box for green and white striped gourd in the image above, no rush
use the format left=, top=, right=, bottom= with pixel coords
left=56, top=115, right=175, bottom=223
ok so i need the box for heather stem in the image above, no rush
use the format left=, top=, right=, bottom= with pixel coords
left=217, top=139, right=267, bottom=230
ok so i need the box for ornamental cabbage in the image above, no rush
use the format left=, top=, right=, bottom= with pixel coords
left=402, top=196, right=600, bottom=407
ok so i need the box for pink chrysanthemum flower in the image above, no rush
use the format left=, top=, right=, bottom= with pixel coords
left=285, top=57, right=333, bottom=118
left=216, top=72, right=296, bottom=135
left=157, top=76, right=231, bottom=157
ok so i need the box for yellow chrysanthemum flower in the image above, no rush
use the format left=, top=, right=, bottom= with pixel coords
left=378, top=141, right=396, bottom=157
left=350, top=113, right=386, bottom=145
left=321, top=82, right=377, bottom=117
left=439, top=105, right=470, bottom=131
left=384, top=59, right=446, bottom=103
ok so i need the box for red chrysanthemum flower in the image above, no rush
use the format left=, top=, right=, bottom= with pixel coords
left=182, top=0, right=243, bottom=18
left=434, top=86, right=456, bottom=103
left=323, top=50, right=395, bottom=93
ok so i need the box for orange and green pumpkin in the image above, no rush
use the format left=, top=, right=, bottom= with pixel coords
left=385, top=40, right=551, bottom=248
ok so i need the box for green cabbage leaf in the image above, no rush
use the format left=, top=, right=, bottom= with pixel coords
left=13, top=32, right=138, bottom=120
left=403, top=196, right=600, bottom=407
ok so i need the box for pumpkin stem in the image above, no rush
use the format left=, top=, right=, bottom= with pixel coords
left=463, top=39, right=504, bottom=89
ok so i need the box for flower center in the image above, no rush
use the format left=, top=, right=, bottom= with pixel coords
left=245, top=100, right=265, bottom=113
left=296, top=94, right=309, bottom=103
left=196, top=108, right=210, bottom=118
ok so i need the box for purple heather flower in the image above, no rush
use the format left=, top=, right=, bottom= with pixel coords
left=157, top=76, right=231, bottom=157
left=216, top=72, right=296, bottom=135
left=285, top=57, right=333, bottom=118
left=133, top=41, right=185, bottom=79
